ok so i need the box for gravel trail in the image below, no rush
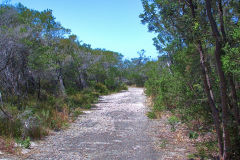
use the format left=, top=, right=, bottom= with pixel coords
left=27, top=87, right=162, bottom=160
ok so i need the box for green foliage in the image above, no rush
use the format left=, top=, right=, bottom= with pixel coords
left=188, top=131, right=199, bottom=139
left=145, top=66, right=176, bottom=111
left=0, top=3, right=144, bottom=154
left=0, top=3, right=134, bottom=144
left=222, top=22, right=240, bottom=77
left=140, top=0, right=240, bottom=158
left=159, top=139, right=168, bottom=148
left=195, top=141, right=218, bottom=159
left=67, top=92, right=95, bottom=109
left=168, top=116, right=179, bottom=132
left=0, top=118, right=22, bottom=138
left=187, top=154, right=197, bottom=159
left=68, top=93, right=86, bottom=108
left=2, top=0, right=239, bottom=158
left=16, top=137, right=31, bottom=149
left=147, top=111, right=157, bottom=119
left=124, top=50, right=150, bottom=87
left=119, top=83, right=128, bottom=91
left=94, top=83, right=109, bottom=95
left=73, top=109, right=83, bottom=118
left=66, top=87, right=78, bottom=95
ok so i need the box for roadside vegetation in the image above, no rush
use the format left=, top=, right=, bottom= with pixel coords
left=140, top=0, right=240, bottom=159
left=0, top=3, right=130, bottom=152
left=0, top=2, right=157, bottom=153
left=1, top=0, right=240, bottom=159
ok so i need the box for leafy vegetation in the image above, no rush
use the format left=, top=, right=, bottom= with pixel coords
left=1, top=0, right=239, bottom=159
left=168, top=116, right=179, bottom=132
left=0, top=3, right=130, bottom=147
left=16, top=137, right=31, bottom=149
left=140, top=0, right=240, bottom=159
left=146, top=111, right=157, bottom=119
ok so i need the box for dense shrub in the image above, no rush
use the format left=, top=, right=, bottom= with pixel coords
left=94, top=83, right=109, bottom=94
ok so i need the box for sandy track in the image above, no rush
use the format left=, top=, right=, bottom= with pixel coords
left=26, top=87, right=162, bottom=160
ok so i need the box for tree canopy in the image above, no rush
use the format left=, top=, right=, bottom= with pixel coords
left=140, top=0, right=240, bottom=159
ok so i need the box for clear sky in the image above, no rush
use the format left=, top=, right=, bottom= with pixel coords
left=9, top=0, right=158, bottom=59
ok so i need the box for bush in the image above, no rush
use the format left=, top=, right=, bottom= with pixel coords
left=0, top=118, right=22, bottom=138
left=67, top=91, right=99, bottom=109
left=152, top=96, right=166, bottom=112
left=188, top=131, right=199, bottom=139
left=91, top=91, right=101, bottom=98
left=104, top=78, right=116, bottom=90
left=116, top=83, right=128, bottom=91
left=50, top=110, right=68, bottom=130
left=65, top=87, right=78, bottom=95
left=67, top=93, right=84, bottom=108
left=73, top=109, right=83, bottom=118
left=168, top=116, right=179, bottom=132
left=16, top=137, right=31, bottom=149
left=120, top=84, right=128, bottom=90
left=94, top=83, right=109, bottom=94
left=0, top=97, right=70, bottom=140
left=147, top=111, right=157, bottom=119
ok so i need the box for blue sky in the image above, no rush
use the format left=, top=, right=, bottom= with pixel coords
left=10, top=0, right=158, bottom=59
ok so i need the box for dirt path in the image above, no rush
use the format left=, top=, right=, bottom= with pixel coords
left=23, top=87, right=162, bottom=160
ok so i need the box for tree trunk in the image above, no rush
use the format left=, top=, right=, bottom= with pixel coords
left=56, top=65, right=66, bottom=97
left=229, top=76, right=240, bottom=128
left=187, top=0, right=224, bottom=156
left=79, top=72, right=87, bottom=89
left=197, top=42, right=223, bottom=157
left=217, top=0, right=240, bottom=132
left=217, top=0, right=226, bottom=43
left=205, top=0, right=231, bottom=158
left=0, top=91, right=12, bottom=120
left=38, top=77, right=41, bottom=100
left=215, top=42, right=231, bottom=160
left=58, top=74, right=66, bottom=97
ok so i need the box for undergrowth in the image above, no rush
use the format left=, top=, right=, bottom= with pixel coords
left=0, top=83, right=128, bottom=154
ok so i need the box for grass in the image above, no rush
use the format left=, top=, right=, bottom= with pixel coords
left=167, top=115, right=179, bottom=132
left=159, top=139, right=168, bottom=148
left=0, top=83, right=129, bottom=154
left=0, top=137, right=15, bottom=154
left=147, top=111, right=157, bottom=119
left=16, top=137, right=31, bottom=149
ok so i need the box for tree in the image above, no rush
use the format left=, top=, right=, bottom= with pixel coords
left=140, top=0, right=240, bottom=158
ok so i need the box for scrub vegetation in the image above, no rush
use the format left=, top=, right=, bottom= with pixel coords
left=1, top=0, right=240, bottom=159
left=140, top=0, right=240, bottom=159
left=0, top=3, right=131, bottom=148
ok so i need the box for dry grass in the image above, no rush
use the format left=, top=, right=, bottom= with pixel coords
left=0, top=137, right=15, bottom=154
left=152, top=112, right=198, bottom=160
left=146, top=96, right=218, bottom=160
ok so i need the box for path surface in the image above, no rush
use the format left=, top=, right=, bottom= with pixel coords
left=27, top=87, right=162, bottom=160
